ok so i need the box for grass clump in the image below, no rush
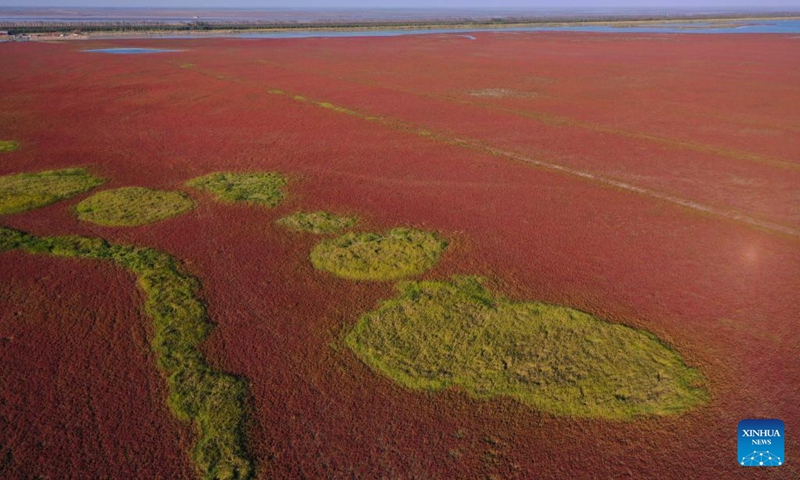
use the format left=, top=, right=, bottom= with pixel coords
left=0, top=225, right=253, bottom=479
left=0, top=140, right=19, bottom=152
left=75, top=187, right=195, bottom=227
left=346, top=276, right=709, bottom=419
left=310, top=228, right=447, bottom=281
left=0, top=168, right=103, bottom=215
left=276, top=211, right=357, bottom=235
left=186, top=172, right=287, bottom=207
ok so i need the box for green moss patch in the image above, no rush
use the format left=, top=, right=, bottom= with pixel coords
left=0, top=226, right=253, bottom=479
left=346, top=276, right=708, bottom=419
left=0, top=141, right=19, bottom=152
left=76, top=187, right=194, bottom=226
left=0, top=168, right=103, bottom=215
left=186, top=172, right=287, bottom=207
left=310, top=228, right=447, bottom=281
left=276, top=211, right=357, bottom=235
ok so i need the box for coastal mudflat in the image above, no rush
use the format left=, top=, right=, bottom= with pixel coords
left=1, top=32, right=798, bottom=478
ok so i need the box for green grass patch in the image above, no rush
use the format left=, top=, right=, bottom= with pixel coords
left=0, top=168, right=103, bottom=215
left=310, top=228, right=447, bottom=281
left=186, top=172, right=287, bottom=207
left=0, top=140, right=19, bottom=152
left=317, top=102, right=359, bottom=116
left=276, top=211, right=357, bottom=235
left=76, top=187, right=195, bottom=227
left=0, top=225, right=253, bottom=479
left=346, top=276, right=709, bottom=419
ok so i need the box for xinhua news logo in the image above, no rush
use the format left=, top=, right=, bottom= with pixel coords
left=738, top=419, right=784, bottom=467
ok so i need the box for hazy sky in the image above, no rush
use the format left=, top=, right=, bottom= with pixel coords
left=2, top=1, right=799, bottom=9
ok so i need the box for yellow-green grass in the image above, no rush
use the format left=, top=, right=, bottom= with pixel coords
left=276, top=210, right=357, bottom=234
left=76, top=187, right=195, bottom=227
left=0, top=140, right=19, bottom=152
left=0, top=226, right=253, bottom=479
left=310, top=228, right=447, bottom=281
left=346, top=276, right=709, bottom=419
left=186, top=172, right=287, bottom=207
left=0, top=168, right=103, bottom=215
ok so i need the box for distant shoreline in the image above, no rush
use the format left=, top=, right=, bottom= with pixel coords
left=2, top=13, right=799, bottom=40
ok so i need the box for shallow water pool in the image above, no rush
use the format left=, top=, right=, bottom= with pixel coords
left=84, top=48, right=180, bottom=54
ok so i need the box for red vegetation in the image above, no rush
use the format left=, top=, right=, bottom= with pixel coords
left=0, top=32, right=798, bottom=478
left=0, top=253, right=193, bottom=478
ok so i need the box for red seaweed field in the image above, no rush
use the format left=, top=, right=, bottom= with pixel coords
left=1, top=32, right=798, bottom=478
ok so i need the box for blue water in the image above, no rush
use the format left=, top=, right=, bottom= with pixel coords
left=229, top=19, right=800, bottom=39
left=79, top=18, right=800, bottom=42
left=515, top=19, right=800, bottom=34
left=85, top=48, right=180, bottom=54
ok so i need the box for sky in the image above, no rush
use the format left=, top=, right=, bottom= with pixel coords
left=2, top=1, right=799, bottom=9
